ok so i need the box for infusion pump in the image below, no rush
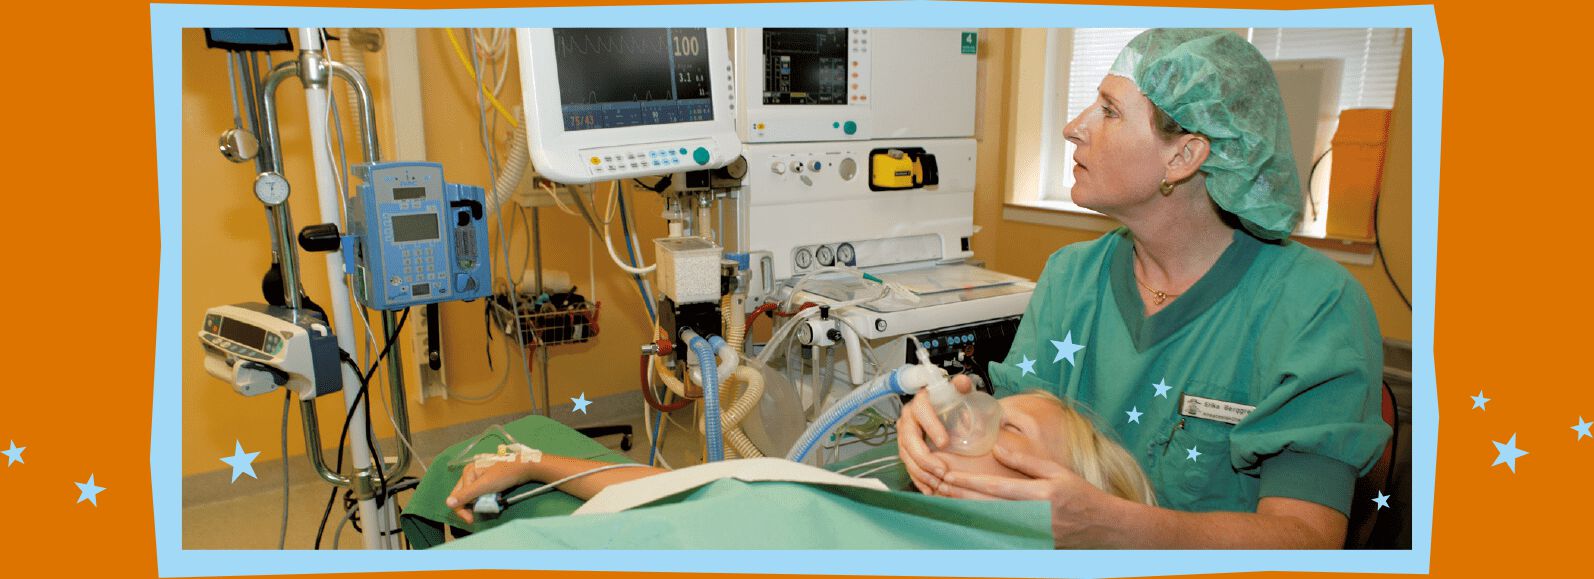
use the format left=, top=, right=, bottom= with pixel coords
left=199, top=303, right=341, bottom=400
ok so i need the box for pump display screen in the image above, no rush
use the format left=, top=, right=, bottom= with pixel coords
left=762, top=28, right=849, bottom=105
left=554, top=28, right=714, bottom=131
left=390, top=213, right=440, bottom=243
left=218, top=319, right=269, bottom=352
left=392, top=186, right=428, bottom=201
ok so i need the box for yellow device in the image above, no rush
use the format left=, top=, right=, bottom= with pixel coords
left=872, top=150, right=917, bottom=189
left=869, top=147, right=939, bottom=191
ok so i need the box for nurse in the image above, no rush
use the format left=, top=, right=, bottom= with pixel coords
left=897, top=29, right=1391, bottom=549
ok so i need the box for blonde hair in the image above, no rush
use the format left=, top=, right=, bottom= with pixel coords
left=1012, top=390, right=1158, bottom=506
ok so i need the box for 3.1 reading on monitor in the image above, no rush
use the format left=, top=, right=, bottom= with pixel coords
left=555, top=28, right=714, bottom=131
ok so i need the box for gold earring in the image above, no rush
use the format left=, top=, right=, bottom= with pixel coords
left=1159, top=179, right=1175, bottom=196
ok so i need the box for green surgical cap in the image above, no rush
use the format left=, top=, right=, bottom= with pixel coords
left=1109, top=29, right=1302, bottom=240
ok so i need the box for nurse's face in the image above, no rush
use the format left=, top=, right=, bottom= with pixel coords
left=1063, top=75, right=1174, bottom=214
left=933, top=395, right=1073, bottom=479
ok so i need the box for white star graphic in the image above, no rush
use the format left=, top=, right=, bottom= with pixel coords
left=1152, top=378, right=1172, bottom=399
left=571, top=392, right=592, bottom=414
left=1372, top=491, right=1391, bottom=510
left=219, top=440, right=261, bottom=483
left=1491, top=433, right=1528, bottom=473
left=1125, top=407, right=1143, bottom=424
left=1016, top=355, right=1037, bottom=376
left=1471, top=390, right=1490, bottom=410
left=75, top=474, right=106, bottom=506
left=1050, top=332, right=1084, bottom=366
left=1185, top=446, right=1202, bottom=461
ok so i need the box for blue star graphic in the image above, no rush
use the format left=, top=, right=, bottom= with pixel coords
left=1372, top=491, right=1391, bottom=510
left=571, top=392, right=592, bottom=415
left=1491, top=433, right=1528, bottom=473
left=2, top=440, right=24, bottom=466
left=75, top=474, right=105, bottom=506
left=1471, top=390, right=1490, bottom=410
left=1125, top=407, right=1143, bottom=424
left=1573, top=417, right=1593, bottom=441
left=1016, top=355, right=1037, bottom=376
left=1050, top=332, right=1084, bottom=366
left=1152, top=378, right=1172, bottom=399
left=1185, top=446, right=1202, bottom=461
left=220, top=440, right=260, bottom=483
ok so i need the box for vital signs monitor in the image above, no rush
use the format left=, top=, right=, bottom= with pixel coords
left=516, top=28, right=741, bottom=184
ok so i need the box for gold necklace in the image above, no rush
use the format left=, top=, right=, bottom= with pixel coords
left=1132, top=247, right=1182, bottom=306
left=1135, top=276, right=1180, bottom=306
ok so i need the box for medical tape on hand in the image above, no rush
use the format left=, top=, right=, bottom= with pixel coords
left=471, top=443, right=543, bottom=470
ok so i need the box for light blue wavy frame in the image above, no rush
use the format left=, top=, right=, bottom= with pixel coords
left=152, top=2, right=1439, bottom=576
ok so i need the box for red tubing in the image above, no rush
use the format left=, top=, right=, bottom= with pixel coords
left=641, top=354, right=693, bottom=412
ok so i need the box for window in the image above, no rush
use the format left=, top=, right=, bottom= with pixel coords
left=1035, top=28, right=1406, bottom=238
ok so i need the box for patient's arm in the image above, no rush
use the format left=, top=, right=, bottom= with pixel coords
left=447, top=454, right=666, bottom=524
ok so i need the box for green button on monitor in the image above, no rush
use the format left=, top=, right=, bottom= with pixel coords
left=833, top=121, right=840, bottom=128
left=693, top=147, right=711, bottom=165
left=843, top=121, right=857, bottom=135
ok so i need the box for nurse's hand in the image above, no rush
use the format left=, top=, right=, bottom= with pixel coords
left=445, top=461, right=538, bottom=525
left=934, top=444, right=1116, bottom=548
left=897, top=374, right=976, bottom=494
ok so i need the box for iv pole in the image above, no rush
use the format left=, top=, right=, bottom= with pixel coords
left=254, top=28, right=414, bottom=550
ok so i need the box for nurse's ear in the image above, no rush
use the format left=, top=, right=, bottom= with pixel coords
left=1163, top=133, right=1210, bottom=185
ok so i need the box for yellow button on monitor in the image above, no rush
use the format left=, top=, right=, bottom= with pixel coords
left=590, top=157, right=601, bottom=165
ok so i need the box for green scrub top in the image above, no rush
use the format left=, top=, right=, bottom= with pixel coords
left=988, top=228, right=1389, bottom=516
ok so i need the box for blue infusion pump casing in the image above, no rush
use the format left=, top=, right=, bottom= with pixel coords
left=347, top=162, right=491, bottom=310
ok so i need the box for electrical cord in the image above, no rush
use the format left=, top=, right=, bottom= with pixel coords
left=279, top=389, right=291, bottom=550
left=314, top=308, right=408, bottom=550
left=1305, top=147, right=1332, bottom=222
left=1373, top=177, right=1411, bottom=309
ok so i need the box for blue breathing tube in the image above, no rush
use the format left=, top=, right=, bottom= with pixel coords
left=685, top=332, right=725, bottom=462
left=787, top=365, right=912, bottom=464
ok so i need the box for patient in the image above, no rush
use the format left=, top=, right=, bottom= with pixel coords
left=445, top=389, right=1154, bottom=524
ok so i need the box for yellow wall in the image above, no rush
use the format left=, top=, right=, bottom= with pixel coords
left=973, top=30, right=1414, bottom=342
left=182, top=29, right=668, bottom=477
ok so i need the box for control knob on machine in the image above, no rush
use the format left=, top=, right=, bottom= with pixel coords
left=771, top=161, right=786, bottom=175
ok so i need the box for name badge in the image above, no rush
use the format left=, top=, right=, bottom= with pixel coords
left=1178, top=394, right=1255, bottom=426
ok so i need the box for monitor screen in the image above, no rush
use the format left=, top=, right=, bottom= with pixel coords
left=390, top=213, right=440, bottom=243
left=762, top=28, right=849, bottom=105
left=218, top=319, right=270, bottom=352
left=554, top=28, right=714, bottom=131
left=392, top=186, right=428, bottom=201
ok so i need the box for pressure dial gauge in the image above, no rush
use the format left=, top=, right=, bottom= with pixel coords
left=254, top=172, right=291, bottom=206
left=836, top=243, right=856, bottom=265
left=816, top=245, right=836, bottom=267
left=794, top=248, right=814, bottom=270
left=797, top=323, right=815, bottom=346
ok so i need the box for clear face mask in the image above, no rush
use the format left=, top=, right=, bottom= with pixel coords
left=933, top=388, right=1005, bottom=457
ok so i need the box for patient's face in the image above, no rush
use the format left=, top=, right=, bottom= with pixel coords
left=933, top=395, right=1071, bottom=479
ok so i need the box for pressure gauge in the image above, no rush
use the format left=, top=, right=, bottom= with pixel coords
left=797, top=322, right=814, bottom=346
left=816, top=245, right=836, bottom=267
left=836, top=243, right=856, bottom=265
left=794, top=248, right=814, bottom=270
left=254, top=171, right=291, bottom=206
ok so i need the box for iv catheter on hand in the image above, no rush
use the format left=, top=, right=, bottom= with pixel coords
left=468, top=462, right=655, bottom=521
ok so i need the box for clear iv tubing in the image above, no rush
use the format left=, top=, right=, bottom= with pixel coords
left=787, top=364, right=916, bottom=464
left=755, top=280, right=890, bottom=367
left=682, top=330, right=725, bottom=462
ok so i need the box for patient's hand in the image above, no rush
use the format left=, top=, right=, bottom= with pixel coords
left=446, top=461, right=539, bottom=524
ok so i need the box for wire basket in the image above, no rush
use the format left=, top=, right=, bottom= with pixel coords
left=489, top=293, right=601, bottom=347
